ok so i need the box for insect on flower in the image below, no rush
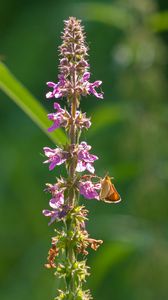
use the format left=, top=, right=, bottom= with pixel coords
left=42, top=17, right=122, bottom=299
left=99, top=175, right=121, bottom=203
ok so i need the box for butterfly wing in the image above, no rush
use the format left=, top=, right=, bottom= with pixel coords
left=99, top=177, right=111, bottom=199
left=104, top=182, right=121, bottom=203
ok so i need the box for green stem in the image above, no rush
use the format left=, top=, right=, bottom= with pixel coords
left=64, top=29, right=80, bottom=296
left=65, top=87, right=78, bottom=297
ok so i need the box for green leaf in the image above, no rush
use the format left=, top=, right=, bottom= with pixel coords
left=0, top=62, right=67, bottom=145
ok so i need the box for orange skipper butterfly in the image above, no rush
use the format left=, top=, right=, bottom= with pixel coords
left=100, top=175, right=121, bottom=203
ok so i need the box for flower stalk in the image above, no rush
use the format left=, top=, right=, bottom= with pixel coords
left=42, top=17, right=121, bottom=300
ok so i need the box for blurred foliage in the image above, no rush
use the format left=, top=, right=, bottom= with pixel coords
left=0, top=0, right=168, bottom=300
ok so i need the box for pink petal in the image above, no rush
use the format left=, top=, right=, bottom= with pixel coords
left=86, top=163, right=95, bottom=174
left=46, top=91, right=53, bottom=98
left=76, top=161, right=86, bottom=172
left=49, top=161, right=57, bottom=170
left=47, top=82, right=57, bottom=87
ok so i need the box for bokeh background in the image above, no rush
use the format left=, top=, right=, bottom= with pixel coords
left=1, top=0, right=168, bottom=299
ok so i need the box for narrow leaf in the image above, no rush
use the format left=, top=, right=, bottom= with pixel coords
left=0, top=62, right=67, bottom=145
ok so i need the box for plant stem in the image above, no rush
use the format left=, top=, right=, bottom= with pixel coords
left=65, top=73, right=78, bottom=297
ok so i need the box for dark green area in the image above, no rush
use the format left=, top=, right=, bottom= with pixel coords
left=0, top=0, right=168, bottom=299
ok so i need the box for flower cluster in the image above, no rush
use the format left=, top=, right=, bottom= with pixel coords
left=42, top=17, right=120, bottom=300
left=48, top=102, right=91, bottom=132
left=43, top=141, right=98, bottom=174
left=46, top=72, right=103, bottom=100
left=79, top=180, right=101, bottom=200
left=43, top=182, right=70, bottom=225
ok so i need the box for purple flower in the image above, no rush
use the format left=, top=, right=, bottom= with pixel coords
left=46, top=71, right=103, bottom=101
left=47, top=103, right=91, bottom=132
left=76, top=142, right=98, bottom=174
left=46, top=75, right=67, bottom=99
left=43, top=182, right=69, bottom=225
left=75, top=111, right=91, bottom=129
left=88, top=81, right=103, bottom=99
left=45, top=182, right=60, bottom=194
left=47, top=102, right=70, bottom=132
left=79, top=180, right=101, bottom=200
left=45, top=183, right=64, bottom=208
left=81, top=72, right=103, bottom=99
left=49, top=191, right=64, bottom=209
left=43, top=147, right=68, bottom=170
left=43, top=205, right=69, bottom=225
left=46, top=82, right=62, bottom=99
left=43, top=209, right=60, bottom=225
left=82, top=72, right=90, bottom=81
left=46, top=71, right=103, bottom=100
left=76, top=59, right=89, bottom=69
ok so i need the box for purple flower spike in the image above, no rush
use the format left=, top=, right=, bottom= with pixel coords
left=42, top=17, right=108, bottom=298
left=76, top=142, right=98, bottom=174
left=79, top=181, right=101, bottom=200
left=43, top=147, right=68, bottom=170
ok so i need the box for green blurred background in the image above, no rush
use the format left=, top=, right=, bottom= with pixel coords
left=1, top=0, right=168, bottom=299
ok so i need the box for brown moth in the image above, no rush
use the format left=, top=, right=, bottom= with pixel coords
left=99, top=175, right=121, bottom=203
